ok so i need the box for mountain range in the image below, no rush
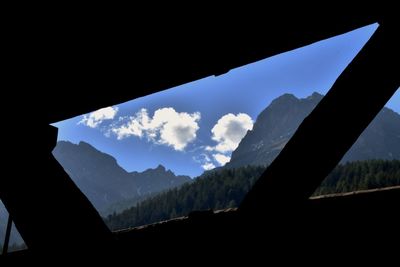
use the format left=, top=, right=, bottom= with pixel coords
left=227, top=92, right=400, bottom=168
left=104, top=91, right=400, bottom=230
left=52, top=141, right=191, bottom=215
left=52, top=93, right=400, bottom=215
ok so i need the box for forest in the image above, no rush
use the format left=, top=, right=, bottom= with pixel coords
left=105, top=160, right=400, bottom=230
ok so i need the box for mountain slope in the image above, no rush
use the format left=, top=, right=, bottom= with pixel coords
left=341, top=107, right=400, bottom=162
left=52, top=141, right=191, bottom=215
left=227, top=92, right=400, bottom=168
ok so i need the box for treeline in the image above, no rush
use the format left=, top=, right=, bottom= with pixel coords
left=105, top=166, right=265, bottom=230
left=312, top=159, right=400, bottom=195
left=105, top=160, right=400, bottom=230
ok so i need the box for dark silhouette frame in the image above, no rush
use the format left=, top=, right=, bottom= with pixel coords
left=1, top=11, right=398, bottom=261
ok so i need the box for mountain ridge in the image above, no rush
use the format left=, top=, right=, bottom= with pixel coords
left=227, top=92, right=400, bottom=168
left=52, top=141, right=191, bottom=215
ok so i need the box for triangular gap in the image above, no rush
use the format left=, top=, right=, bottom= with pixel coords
left=312, top=89, right=400, bottom=197
left=0, top=199, right=27, bottom=254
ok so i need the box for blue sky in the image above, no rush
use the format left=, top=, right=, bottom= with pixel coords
left=54, top=23, right=399, bottom=177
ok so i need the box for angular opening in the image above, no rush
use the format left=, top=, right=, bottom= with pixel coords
left=52, top=23, right=381, bottom=231
left=313, top=89, right=400, bottom=196
left=0, top=200, right=27, bottom=255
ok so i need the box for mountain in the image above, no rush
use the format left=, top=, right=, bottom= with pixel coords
left=227, top=92, right=400, bottom=168
left=341, top=107, right=400, bottom=162
left=130, top=165, right=192, bottom=195
left=52, top=141, right=191, bottom=215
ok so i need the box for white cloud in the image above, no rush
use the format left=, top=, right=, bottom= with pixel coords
left=111, top=109, right=149, bottom=139
left=202, top=162, right=216, bottom=170
left=79, top=106, right=119, bottom=128
left=198, top=113, right=252, bottom=169
left=213, top=153, right=231, bottom=166
left=209, top=113, right=253, bottom=153
left=111, top=107, right=201, bottom=151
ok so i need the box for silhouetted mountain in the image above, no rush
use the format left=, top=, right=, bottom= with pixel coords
left=52, top=141, right=191, bottom=215
left=227, top=92, right=400, bottom=168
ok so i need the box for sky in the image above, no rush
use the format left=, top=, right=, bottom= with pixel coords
left=54, top=23, right=399, bottom=177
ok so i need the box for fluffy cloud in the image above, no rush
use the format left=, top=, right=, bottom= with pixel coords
left=111, top=107, right=201, bottom=151
left=213, top=153, right=231, bottom=166
left=79, top=107, right=119, bottom=128
left=200, top=113, right=252, bottom=169
left=201, top=162, right=216, bottom=171
left=209, top=113, right=253, bottom=153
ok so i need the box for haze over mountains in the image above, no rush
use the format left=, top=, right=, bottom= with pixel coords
left=227, top=92, right=400, bottom=168
left=53, top=141, right=191, bottom=215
